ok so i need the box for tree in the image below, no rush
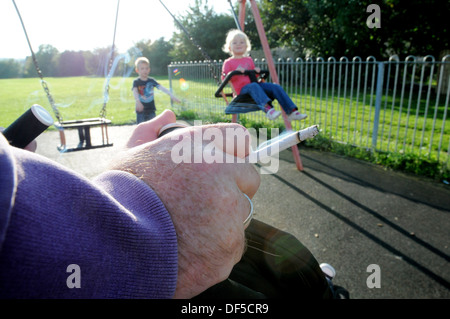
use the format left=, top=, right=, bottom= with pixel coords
left=258, top=0, right=310, bottom=56
left=58, top=51, right=87, bottom=76
left=131, top=38, right=174, bottom=76
left=169, top=0, right=236, bottom=62
left=300, top=0, right=379, bottom=58
left=379, top=0, right=449, bottom=58
left=148, top=38, right=175, bottom=76
left=0, top=59, right=23, bottom=78
left=84, top=46, right=117, bottom=77
left=23, top=44, right=59, bottom=77
left=259, top=0, right=450, bottom=59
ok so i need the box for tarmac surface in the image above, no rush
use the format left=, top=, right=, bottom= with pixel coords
left=34, top=123, right=450, bottom=299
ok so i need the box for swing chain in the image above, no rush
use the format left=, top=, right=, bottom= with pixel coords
left=12, top=0, right=63, bottom=124
left=99, top=81, right=109, bottom=119
left=99, top=0, right=120, bottom=120
left=40, top=78, right=63, bottom=123
left=31, top=52, right=64, bottom=124
left=99, top=47, right=115, bottom=120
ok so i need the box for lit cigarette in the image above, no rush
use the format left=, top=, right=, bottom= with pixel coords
left=250, top=125, right=319, bottom=163
left=157, top=122, right=319, bottom=163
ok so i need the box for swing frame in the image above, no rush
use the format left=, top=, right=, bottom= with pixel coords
left=221, top=0, right=305, bottom=170
left=161, top=0, right=306, bottom=170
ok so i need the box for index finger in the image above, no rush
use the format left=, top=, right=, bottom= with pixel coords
left=199, top=123, right=259, bottom=197
left=229, top=161, right=260, bottom=198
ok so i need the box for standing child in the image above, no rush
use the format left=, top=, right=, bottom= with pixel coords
left=132, top=57, right=181, bottom=124
left=222, top=29, right=307, bottom=121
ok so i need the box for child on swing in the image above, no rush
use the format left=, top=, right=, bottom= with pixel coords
left=222, top=29, right=307, bottom=121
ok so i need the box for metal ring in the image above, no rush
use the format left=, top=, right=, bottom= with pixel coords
left=157, top=123, right=189, bottom=138
left=242, top=193, right=254, bottom=227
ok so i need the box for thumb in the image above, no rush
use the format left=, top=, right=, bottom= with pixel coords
left=126, top=109, right=176, bottom=148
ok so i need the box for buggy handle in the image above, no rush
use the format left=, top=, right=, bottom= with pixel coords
left=215, top=69, right=269, bottom=98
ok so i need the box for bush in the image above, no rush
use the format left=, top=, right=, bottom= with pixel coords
left=304, top=133, right=449, bottom=182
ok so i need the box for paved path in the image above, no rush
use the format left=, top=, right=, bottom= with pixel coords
left=35, top=124, right=450, bottom=299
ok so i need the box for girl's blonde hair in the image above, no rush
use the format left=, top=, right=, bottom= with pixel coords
left=222, top=29, right=252, bottom=56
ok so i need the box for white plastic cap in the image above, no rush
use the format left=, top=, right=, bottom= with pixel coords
left=320, top=263, right=336, bottom=280
left=31, top=104, right=54, bottom=126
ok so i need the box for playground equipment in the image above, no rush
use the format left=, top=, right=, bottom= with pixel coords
left=12, top=0, right=118, bottom=152
left=161, top=0, right=306, bottom=170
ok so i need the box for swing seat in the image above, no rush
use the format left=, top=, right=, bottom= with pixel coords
left=224, top=94, right=263, bottom=114
left=13, top=0, right=119, bottom=153
left=215, top=69, right=270, bottom=114
left=55, top=117, right=113, bottom=152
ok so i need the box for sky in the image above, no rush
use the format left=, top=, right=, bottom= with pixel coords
left=0, top=0, right=234, bottom=59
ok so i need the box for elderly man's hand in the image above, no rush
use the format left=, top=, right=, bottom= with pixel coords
left=110, top=110, right=260, bottom=298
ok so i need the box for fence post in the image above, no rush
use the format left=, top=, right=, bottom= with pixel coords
left=372, top=62, right=384, bottom=150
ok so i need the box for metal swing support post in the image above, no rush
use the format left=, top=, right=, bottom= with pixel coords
left=238, top=0, right=304, bottom=170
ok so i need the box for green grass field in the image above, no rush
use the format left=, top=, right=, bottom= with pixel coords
left=168, top=77, right=449, bottom=164
left=2, top=75, right=449, bottom=175
left=0, top=76, right=174, bottom=128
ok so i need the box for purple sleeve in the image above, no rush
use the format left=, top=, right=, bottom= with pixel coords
left=0, top=135, right=178, bottom=298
